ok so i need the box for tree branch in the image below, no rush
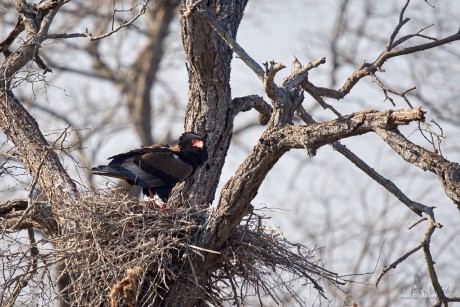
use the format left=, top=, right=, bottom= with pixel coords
left=0, top=199, right=58, bottom=233
left=188, top=9, right=265, bottom=80
left=0, top=91, right=78, bottom=216
left=375, top=128, right=460, bottom=210
left=206, top=108, right=425, bottom=250
left=297, top=105, right=430, bottom=216
left=1, top=0, right=66, bottom=81
left=46, top=1, right=151, bottom=41
left=0, top=0, right=79, bottom=210
left=277, top=109, right=426, bottom=155
left=301, top=4, right=460, bottom=102
left=231, top=95, right=272, bottom=125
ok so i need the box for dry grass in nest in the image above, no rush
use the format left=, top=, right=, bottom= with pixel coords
left=4, top=190, right=344, bottom=306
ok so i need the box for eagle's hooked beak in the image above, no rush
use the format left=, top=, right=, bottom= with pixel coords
left=192, top=139, right=204, bottom=149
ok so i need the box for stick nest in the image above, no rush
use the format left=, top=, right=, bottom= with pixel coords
left=36, top=191, right=343, bottom=306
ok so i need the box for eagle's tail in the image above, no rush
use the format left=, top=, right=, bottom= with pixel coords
left=91, top=165, right=130, bottom=180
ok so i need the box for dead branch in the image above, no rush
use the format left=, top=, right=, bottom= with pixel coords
left=277, top=109, right=426, bottom=154
left=46, top=1, right=151, bottom=41
left=0, top=91, right=79, bottom=210
left=370, top=73, right=416, bottom=108
left=205, top=108, right=426, bottom=259
left=296, top=105, right=431, bottom=216
left=374, top=211, right=460, bottom=305
left=186, top=8, right=265, bottom=80
left=0, top=16, right=24, bottom=55
left=231, top=95, right=272, bottom=125
left=0, top=199, right=57, bottom=233
left=301, top=2, right=460, bottom=102
left=2, top=1, right=459, bottom=306
left=375, top=128, right=460, bottom=209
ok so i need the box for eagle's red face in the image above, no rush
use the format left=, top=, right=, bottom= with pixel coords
left=192, top=138, right=204, bottom=149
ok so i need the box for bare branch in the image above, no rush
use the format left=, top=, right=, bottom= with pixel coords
left=332, top=141, right=429, bottom=216
left=390, top=24, right=436, bottom=49
left=0, top=16, right=24, bottom=55
left=263, top=61, right=286, bottom=101
left=0, top=199, right=57, bottom=233
left=46, top=1, right=151, bottom=41
left=281, top=57, right=326, bottom=91
left=182, top=0, right=207, bottom=18
left=375, top=128, right=460, bottom=209
left=374, top=212, right=460, bottom=306
left=301, top=18, right=460, bottom=102
left=1, top=1, right=62, bottom=81
left=231, top=95, right=272, bottom=125
left=186, top=9, right=265, bottom=80
left=386, top=0, right=410, bottom=51
left=0, top=91, right=79, bottom=214
left=207, top=109, right=425, bottom=251
left=376, top=242, right=423, bottom=287
left=370, top=73, right=416, bottom=108
left=278, top=109, right=426, bottom=153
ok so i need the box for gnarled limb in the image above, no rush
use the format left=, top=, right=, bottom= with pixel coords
left=376, top=128, right=460, bottom=210
left=231, top=95, right=272, bottom=125
left=207, top=109, right=426, bottom=249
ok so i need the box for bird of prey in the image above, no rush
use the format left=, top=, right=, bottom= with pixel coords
left=92, top=132, right=208, bottom=207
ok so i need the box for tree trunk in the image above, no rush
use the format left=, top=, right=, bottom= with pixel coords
left=162, top=1, right=248, bottom=305
left=169, top=0, right=249, bottom=207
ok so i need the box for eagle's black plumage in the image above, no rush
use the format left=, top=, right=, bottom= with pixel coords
left=92, top=132, right=208, bottom=201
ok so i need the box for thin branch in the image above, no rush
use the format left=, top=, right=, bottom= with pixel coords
left=281, top=57, right=326, bottom=91
left=301, top=9, right=460, bottom=102
left=0, top=16, right=24, bottom=55
left=182, top=0, right=207, bottom=18
left=386, top=0, right=410, bottom=51
left=378, top=28, right=460, bottom=65
left=186, top=9, right=265, bottom=80
left=296, top=105, right=432, bottom=216
left=224, top=264, right=241, bottom=307
left=391, top=24, right=436, bottom=49
left=17, top=125, right=71, bottom=230
left=375, top=242, right=423, bottom=287
left=370, top=72, right=416, bottom=108
left=3, top=262, right=34, bottom=307
left=46, top=1, right=150, bottom=41
left=263, top=61, right=286, bottom=101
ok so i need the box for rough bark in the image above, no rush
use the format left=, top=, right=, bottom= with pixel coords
left=168, top=0, right=249, bottom=206
left=162, top=0, right=249, bottom=305
left=0, top=199, right=57, bottom=233
left=206, top=109, right=426, bottom=248
left=376, top=128, right=460, bottom=209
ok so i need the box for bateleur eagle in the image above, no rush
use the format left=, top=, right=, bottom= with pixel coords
left=92, top=132, right=208, bottom=202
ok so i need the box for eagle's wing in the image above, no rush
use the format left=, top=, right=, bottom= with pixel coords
left=92, top=146, right=193, bottom=189
left=136, top=146, right=194, bottom=186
